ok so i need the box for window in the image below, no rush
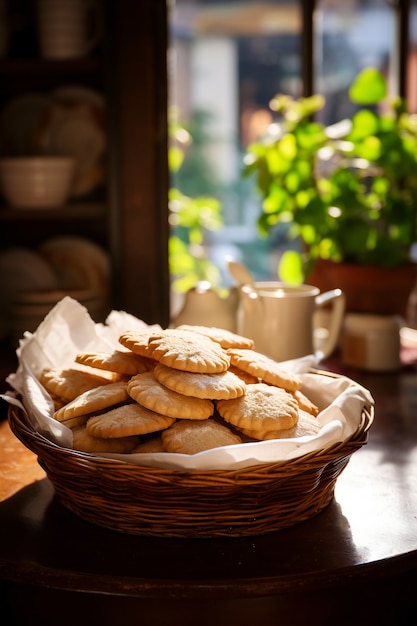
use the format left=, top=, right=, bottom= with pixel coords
left=168, top=0, right=415, bottom=303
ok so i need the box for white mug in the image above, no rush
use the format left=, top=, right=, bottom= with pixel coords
left=37, top=0, right=102, bottom=60
left=238, top=282, right=345, bottom=362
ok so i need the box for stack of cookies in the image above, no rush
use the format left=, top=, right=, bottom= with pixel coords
left=39, top=324, right=320, bottom=455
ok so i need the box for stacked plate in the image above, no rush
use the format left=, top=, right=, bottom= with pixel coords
left=0, top=237, right=111, bottom=345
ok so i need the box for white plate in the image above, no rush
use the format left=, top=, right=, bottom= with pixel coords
left=39, top=86, right=106, bottom=197
left=39, top=236, right=110, bottom=292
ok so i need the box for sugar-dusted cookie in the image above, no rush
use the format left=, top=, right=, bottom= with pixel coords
left=153, top=362, right=246, bottom=400
left=239, top=410, right=320, bottom=440
left=60, top=414, right=90, bottom=429
left=72, top=425, right=139, bottom=454
left=227, top=349, right=302, bottom=392
left=229, top=364, right=259, bottom=384
left=118, top=326, right=163, bottom=357
left=54, top=381, right=129, bottom=422
left=161, top=418, right=242, bottom=454
left=291, top=389, right=319, bottom=416
left=147, top=328, right=230, bottom=374
left=217, top=382, right=299, bottom=432
left=40, top=367, right=113, bottom=403
left=131, top=435, right=165, bottom=454
left=86, top=402, right=175, bottom=438
left=75, top=349, right=154, bottom=377
left=127, top=371, right=214, bottom=420
left=175, top=324, right=255, bottom=350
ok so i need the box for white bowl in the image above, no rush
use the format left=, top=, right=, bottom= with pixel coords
left=0, top=157, right=75, bottom=208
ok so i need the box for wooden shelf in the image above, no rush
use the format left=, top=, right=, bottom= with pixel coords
left=0, top=202, right=106, bottom=221
left=0, top=57, right=102, bottom=77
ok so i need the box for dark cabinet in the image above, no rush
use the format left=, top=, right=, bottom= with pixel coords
left=0, top=0, right=169, bottom=351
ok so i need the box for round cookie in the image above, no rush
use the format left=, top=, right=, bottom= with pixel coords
left=118, top=327, right=163, bottom=357
left=72, top=425, right=139, bottom=454
left=53, top=381, right=129, bottom=422
left=291, top=389, right=319, bottom=416
left=217, top=382, right=299, bottom=432
left=86, top=402, right=175, bottom=438
left=147, top=328, right=230, bottom=374
left=227, top=349, right=302, bottom=392
left=161, top=418, right=242, bottom=454
left=239, top=409, right=320, bottom=440
left=127, top=371, right=214, bottom=420
left=229, top=364, right=259, bottom=384
left=40, top=366, right=114, bottom=403
left=153, top=362, right=247, bottom=400
left=131, top=435, right=164, bottom=454
left=75, top=349, right=154, bottom=376
left=60, top=414, right=90, bottom=429
left=175, top=324, right=255, bottom=349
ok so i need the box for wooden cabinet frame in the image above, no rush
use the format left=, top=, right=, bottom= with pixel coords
left=105, top=0, right=170, bottom=326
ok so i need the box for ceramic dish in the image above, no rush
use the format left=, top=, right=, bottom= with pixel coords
left=0, top=156, right=75, bottom=208
left=39, top=86, right=106, bottom=197
left=39, top=236, right=110, bottom=291
left=0, top=247, right=59, bottom=293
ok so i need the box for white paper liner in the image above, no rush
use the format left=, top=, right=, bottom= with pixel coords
left=2, top=296, right=374, bottom=471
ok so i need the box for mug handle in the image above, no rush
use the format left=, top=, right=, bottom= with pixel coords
left=314, top=289, right=345, bottom=360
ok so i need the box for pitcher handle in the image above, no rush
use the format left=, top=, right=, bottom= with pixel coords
left=314, top=288, right=345, bottom=360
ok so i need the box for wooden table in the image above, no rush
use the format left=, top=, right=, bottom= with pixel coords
left=1, top=356, right=417, bottom=626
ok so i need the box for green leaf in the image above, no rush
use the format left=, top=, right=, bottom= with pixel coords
left=349, top=67, right=387, bottom=105
left=278, top=250, right=304, bottom=284
left=168, top=146, right=184, bottom=173
left=349, top=110, right=379, bottom=141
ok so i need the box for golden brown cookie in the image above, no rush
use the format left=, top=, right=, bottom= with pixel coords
left=227, top=349, right=302, bottom=392
left=59, top=414, right=90, bottom=429
left=131, top=435, right=165, bottom=454
left=217, top=382, right=299, bottom=432
left=72, top=425, right=139, bottom=454
left=75, top=349, right=154, bottom=376
left=54, top=381, right=129, bottom=422
left=175, top=324, right=255, bottom=349
left=118, top=326, right=163, bottom=357
left=239, top=410, right=320, bottom=440
left=229, top=365, right=259, bottom=384
left=161, top=418, right=242, bottom=454
left=147, top=329, right=230, bottom=374
left=153, top=362, right=247, bottom=400
left=40, top=367, right=113, bottom=403
left=291, top=389, right=319, bottom=416
left=127, top=371, right=214, bottom=420
left=86, top=402, right=175, bottom=438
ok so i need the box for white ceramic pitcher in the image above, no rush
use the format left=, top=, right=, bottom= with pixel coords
left=173, top=282, right=239, bottom=332
left=238, top=282, right=345, bottom=361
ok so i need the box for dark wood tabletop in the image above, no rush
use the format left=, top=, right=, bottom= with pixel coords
left=1, top=352, right=417, bottom=626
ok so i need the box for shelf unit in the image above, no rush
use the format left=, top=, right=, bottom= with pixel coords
left=0, top=0, right=170, bottom=345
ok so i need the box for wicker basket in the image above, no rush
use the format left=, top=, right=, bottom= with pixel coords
left=8, top=399, right=373, bottom=538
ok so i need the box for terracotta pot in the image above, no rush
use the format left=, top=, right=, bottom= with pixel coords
left=307, top=259, right=417, bottom=317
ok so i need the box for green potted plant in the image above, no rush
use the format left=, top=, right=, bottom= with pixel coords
left=243, top=67, right=417, bottom=316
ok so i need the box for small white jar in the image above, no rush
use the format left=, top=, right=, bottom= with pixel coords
left=341, top=313, right=401, bottom=371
